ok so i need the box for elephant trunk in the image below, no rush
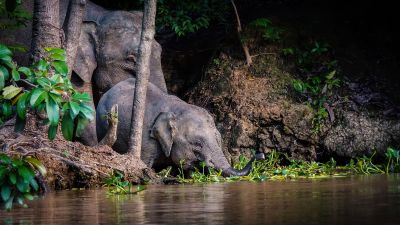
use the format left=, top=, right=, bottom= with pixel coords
left=212, top=152, right=265, bottom=177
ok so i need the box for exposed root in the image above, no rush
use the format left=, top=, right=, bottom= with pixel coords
left=0, top=114, right=157, bottom=190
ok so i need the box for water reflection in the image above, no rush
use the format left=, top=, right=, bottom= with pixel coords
left=2, top=175, right=400, bottom=225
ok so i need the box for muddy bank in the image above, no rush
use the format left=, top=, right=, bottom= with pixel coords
left=187, top=42, right=400, bottom=162
left=0, top=115, right=156, bottom=190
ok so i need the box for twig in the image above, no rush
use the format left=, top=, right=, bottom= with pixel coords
left=230, top=0, right=252, bottom=66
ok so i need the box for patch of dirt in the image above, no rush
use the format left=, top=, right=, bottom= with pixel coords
left=0, top=115, right=157, bottom=190
left=187, top=42, right=400, bottom=162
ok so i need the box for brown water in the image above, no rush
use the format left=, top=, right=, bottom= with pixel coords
left=1, top=175, right=400, bottom=225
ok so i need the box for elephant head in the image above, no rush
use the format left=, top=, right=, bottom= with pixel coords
left=150, top=107, right=264, bottom=177
left=73, top=9, right=167, bottom=95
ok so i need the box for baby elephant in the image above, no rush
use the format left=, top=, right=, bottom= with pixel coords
left=96, top=78, right=264, bottom=176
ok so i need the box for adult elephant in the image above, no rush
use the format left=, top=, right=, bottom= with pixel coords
left=97, top=78, right=265, bottom=176
left=73, top=1, right=167, bottom=146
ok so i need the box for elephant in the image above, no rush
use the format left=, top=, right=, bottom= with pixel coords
left=72, top=1, right=167, bottom=146
left=96, top=78, right=264, bottom=176
left=0, top=1, right=167, bottom=146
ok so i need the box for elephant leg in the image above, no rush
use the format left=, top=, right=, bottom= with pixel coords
left=75, top=81, right=98, bottom=146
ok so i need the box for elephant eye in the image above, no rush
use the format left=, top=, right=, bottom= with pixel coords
left=194, top=141, right=203, bottom=148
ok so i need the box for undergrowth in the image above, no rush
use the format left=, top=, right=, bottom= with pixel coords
left=161, top=148, right=400, bottom=184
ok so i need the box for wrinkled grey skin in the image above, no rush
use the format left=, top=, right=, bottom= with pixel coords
left=72, top=1, right=167, bottom=145
left=74, top=2, right=166, bottom=93
left=97, top=78, right=261, bottom=176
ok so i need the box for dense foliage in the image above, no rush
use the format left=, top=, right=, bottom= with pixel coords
left=0, top=44, right=94, bottom=140
left=0, top=0, right=31, bottom=30
left=0, top=153, right=46, bottom=211
left=160, top=148, right=400, bottom=183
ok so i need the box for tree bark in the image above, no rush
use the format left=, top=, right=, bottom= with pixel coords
left=63, top=0, right=87, bottom=79
left=31, top=0, right=62, bottom=62
left=230, top=0, right=252, bottom=66
left=127, top=0, right=157, bottom=158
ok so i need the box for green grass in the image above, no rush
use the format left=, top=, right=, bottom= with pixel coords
left=163, top=148, right=400, bottom=184
left=103, top=170, right=145, bottom=195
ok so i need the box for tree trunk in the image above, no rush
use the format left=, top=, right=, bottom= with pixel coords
left=63, top=0, right=87, bottom=79
left=31, top=0, right=62, bottom=62
left=127, top=0, right=157, bottom=158
left=230, top=0, right=252, bottom=66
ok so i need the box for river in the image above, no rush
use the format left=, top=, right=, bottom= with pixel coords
left=1, top=175, right=400, bottom=225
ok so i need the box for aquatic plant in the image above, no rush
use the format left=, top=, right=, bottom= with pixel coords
left=171, top=148, right=400, bottom=184
left=0, top=153, right=46, bottom=211
left=103, top=170, right=145, bottom=195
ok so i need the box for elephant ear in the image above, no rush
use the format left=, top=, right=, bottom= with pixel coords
left=73, top=22, right=97, bottom=83
left=150, top=112, right=176, bottom=157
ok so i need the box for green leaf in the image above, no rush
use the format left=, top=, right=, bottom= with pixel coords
left=46, top=96, right=59, bottom=126
left=45, top=48, right=65, bottom=55
left=24, top=193, right=34, bottom=201
left=17, top=92, right=28, bottom=119
left=18, top=166, right=34, bottom=181
left=14, top=116, right=26, bottom=132
left=25, top=157, right=47, bottom=176
left=9, top=172, right=17, bottom=184
left=4, top=195, right=14, bottom=211
left=0, top=69, right=5, bottom=90
left=61, top=111, right=74, bottom=141
left=11, top=68, right=20, bottom=81
left=50, top=53, right=66, bottom=61
left=51, top=61, right=68, bottom=76
left=16, top=178, right=30, bottom=192
left=0, top=65, right=9, bottom=81
left=29, top=178, right=39, bottom=191
left=326, top=70, right=336, bottom=80
left=36, top=59, right=49, bottom=71
left=1, top=185, right=11, bottom=202
left=18, top=67, right=32, bottom=77
left=69, top=102, right=80, bottom=119
left=79, top=103, right=94, bottom=121
left=72, top=92, right=92, bottom=102
left=30, top=88, right=46, bottom=107
left=2, top=85, right=22, bottom=99
left=0, top=44, right=12, bottom=57
left=2, top=101, right=12, bottom=117
left=48, top=124, right=58, bottom=140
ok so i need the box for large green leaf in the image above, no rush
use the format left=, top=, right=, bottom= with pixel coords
left=79, top=103, right=94, bottom=121
left=16, top=177, right=30, bottom=193
left=1, top=184, right=11, bottom=202
left=69, top=102, right=80, bottom=119
left=25, top=157, right=47, bottom=176
left=30, top=88, right=46, bottom=107
left=61, top=111, right=74, bottom=141
left=18, top=67, right=32, bottom=77
left=48, top=124, right=58, bottom=140
left=18, top=166, right=34, bottom=181
left=9, top=172, right=17, bottom=184
left=52, top=61, right=68, bottom=76
left=0, top=44, right=12, bottom=57
left=46, top=96, right=59, bottom=126
left=36, top=59, right=49, bottom=71
left=2, top=85, right=22, bottom=99
left=72, top=92, right=92, bottom=102
left=2, top=101, right=12, bottom=117
left=17, top=92, right=28, bottom=119
left=11, top=67, right=20, bottom=81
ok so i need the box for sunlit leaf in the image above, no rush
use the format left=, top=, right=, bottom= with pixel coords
left=2, top=85, right=22, bottom=99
